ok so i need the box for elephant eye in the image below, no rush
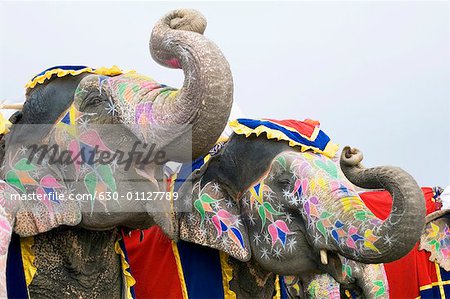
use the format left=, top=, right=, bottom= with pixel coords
left=80, top=92, right=106, bottom=111
left=278, top=178, right=291, bottom=188
left=90, top=97, right=105, bottom=106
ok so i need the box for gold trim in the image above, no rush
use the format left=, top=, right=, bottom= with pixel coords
left=20, top=236, right=37, bottom=288
left=436, top=262, right=446, bottom=298
left=418, top=263, right=450, bottom=296
left=114, top=238, right=136, bottom=299
left=273, top=275, right=281, bottom=299
left=172, top=242, right=189, bottom=299
left=228, top=119, right=339, bottom=158
left=26, top=65, right=124, bottom=88
left=219, top=252, right=236, bottom=299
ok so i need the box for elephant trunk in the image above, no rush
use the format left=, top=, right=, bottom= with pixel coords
left=338, top=146, right=425, bottom=263
left=150, top=9, right=233, bottom=160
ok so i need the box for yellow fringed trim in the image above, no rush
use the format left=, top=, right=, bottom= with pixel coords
left=0, top=112, right=12, bottom=134
left=20, top=236, right=36, bottom=287
left=25, top=65, right=124, bottom=89
left=228, top=120, right=339, bottom=158
left=172, top=242, right=189, bottom=299
left=273, top=275, right=281, bottom=299
left=219, top=252, right=236, bottom=299
left=168, top=172, right=189, bottom=299
left=114, top=238, right=136, bottom=299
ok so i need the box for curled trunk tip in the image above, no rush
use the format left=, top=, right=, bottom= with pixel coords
left=162, top=9, right=207, bottom=34
left=341, top=146, right=364, bottom=168
left=339, top=145, right=425, bottom=263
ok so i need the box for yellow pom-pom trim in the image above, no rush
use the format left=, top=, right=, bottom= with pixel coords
left=228, top=119, right=339, bottom=158
left=25, top=65, right=124, bottom=89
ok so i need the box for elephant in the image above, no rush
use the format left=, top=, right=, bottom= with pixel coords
left=0, top=8, right=233, bottom=298
left=174, top=118, right=426, bottom=297
left=284, top=207, right=450, bottom=299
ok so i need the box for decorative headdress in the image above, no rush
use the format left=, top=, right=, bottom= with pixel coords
left=25, top=65, right=124, bottom=89
left=0, top=65, right=126, bottom=135
left=229, top=118, right=339, bottom=158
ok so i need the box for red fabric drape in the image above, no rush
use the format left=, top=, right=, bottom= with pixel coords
left=360, top=187, right=437, bottom=299
left=124, top=227, right=183, bottom=299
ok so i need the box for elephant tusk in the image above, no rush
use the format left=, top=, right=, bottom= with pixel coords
left=0, top=101, right=23, bottom=110
left=320, top=250, right=328, bottom=265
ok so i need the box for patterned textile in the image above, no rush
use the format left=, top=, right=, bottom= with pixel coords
left=26, top=65, right=124, bottom=89
left=419, top=263, right=450, bottom=299
left=229, top=118, right=339, bottom=158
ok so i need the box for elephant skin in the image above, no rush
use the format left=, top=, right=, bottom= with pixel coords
left=0, top=8, right=233, bottom=298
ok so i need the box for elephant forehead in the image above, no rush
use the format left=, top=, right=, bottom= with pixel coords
left=284, top=152, right=343, bottom=177
left=75, top=74, right=110, bottom=94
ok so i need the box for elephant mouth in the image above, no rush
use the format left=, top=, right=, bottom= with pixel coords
left=289, top=216, right=344, bottom=280
left=316, top=250, right=344, bottom=283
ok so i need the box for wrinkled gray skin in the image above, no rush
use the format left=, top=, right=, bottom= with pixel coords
left=219, top=255, right=386, bottom=299
left=177, top=133, right=425, bottom=295
left=285, top=260, right=389, bottom=299
left=0, top=9, right=233, bottom=298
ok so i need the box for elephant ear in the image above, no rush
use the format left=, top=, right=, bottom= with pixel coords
left=2, top=132, right=82, bottom=237
left=178, top=179, right=251, bottom=261
left=419, top=210, right=450, bottom=271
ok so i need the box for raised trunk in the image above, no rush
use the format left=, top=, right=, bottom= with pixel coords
left=339, top=146, right=425, bottom=263
left=150, top=9, right=233, bottom=159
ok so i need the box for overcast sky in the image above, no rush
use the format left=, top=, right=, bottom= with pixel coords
left=0, top=1, right=448, bottom=187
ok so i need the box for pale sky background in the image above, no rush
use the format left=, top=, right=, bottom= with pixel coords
left=0, top=1, right=449, bottom=187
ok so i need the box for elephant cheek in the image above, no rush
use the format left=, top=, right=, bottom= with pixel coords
left=14, top=201, right=82, bottom=237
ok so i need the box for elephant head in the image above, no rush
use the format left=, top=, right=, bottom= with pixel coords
left=177, top=119, right=425, bottom=283
left=0, top=9, right=233, bottom=297
left=419, top=209, right=450, bottom=271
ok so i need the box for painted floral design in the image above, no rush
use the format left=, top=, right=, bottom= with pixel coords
left=422, top=221, right=450, bottom=266
left=193, top=182, right=245, bottom=249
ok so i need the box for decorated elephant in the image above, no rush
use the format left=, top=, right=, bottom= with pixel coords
left=0, top=8, right=233, bottom=298
left=282, top=188, right=449, bottom=299
left=172, top=118, right=426, bottom=297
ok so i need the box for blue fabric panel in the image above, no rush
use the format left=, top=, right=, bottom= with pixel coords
left=174, top=156, right=205, bottom=191
left=177, top=240, right=224, bottom=299
left=279, top=276, right=288, bottom=299
left=419, top=266, right=450, bottom=298
left=31, top=65, right=88, bottom=80
left=6, top=234, right=28, bottom=299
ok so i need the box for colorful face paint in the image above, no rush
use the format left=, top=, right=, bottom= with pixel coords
left=104, top=72, right=178, bottom=125
left=242, top=150, right=383, bottom=259
left=193, top=181, right=245, bottom=249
